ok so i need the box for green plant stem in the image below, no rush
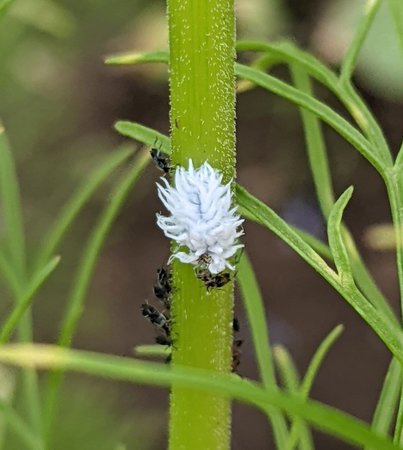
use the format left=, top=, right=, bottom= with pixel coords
left=167, top=1, right=235, bottom=449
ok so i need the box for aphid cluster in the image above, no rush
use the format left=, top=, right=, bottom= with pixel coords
left=232, top=317, right=243, bottom=373
left=141, top=267, right=173, bottom=355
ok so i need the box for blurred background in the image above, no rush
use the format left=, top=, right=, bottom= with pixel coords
left=0, top=0, right=403, bottom=448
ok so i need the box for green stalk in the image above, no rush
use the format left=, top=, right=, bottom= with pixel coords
left=167, top=1, right=235, bottom=449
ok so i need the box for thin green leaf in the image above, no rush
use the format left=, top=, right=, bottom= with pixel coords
left=274, top=346, right=299, bottom=392
left=366, top=358, right=401, bottom=450
left=237, top=253, right=289, bottom=449
left=394, top=388, right=403, bottom=445
left=0, top=344, right=401, bottom=450
left=289, top=64, right=335, bottom=218
left=273, top=346, right=314, bottom=450
left=0, top=249, right=22, bottom=298
left=43, top=148, right=150, bottom=443
left=134, top=345, right=171, bottom=358
left=395, top=142, right=403, bottom=173
left=327, top=187, right=354, bottom=284
left=35, top=145, right=135, bottom=271
left=236, top=184, right=403, bottom=365
left=0, top=123, right=26, bottom=280
left=105, top=50, right=169, bottom=66
left=301, top=325, right=343, bottom=398
left=280, top=326, right=344, bottom=450
left=114, top=121, right=170, bottom=153
left=0, top=256, right=60, bottom=344
left=388, top=0, right=403, bottom=59
left=340, top=0, right=382, bottom=83
left=0, top=399, right=42, bottom=450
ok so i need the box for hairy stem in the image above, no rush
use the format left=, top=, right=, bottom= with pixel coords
left=167, top=0, right=235, bottom=449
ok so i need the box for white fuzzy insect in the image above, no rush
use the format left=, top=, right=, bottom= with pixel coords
left=156, top=159, right=244, bottom=274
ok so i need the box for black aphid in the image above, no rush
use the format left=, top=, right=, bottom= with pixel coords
left=141, top=302, right=170, bottom=337
left=155, top=335, right=172, bottom=346
left=232, top=339, right=243, bottom=372
left=150, top=148, right=171, bottom=175
left=233, top=317, right=240, bottom=333
left=153, top=267, right=172, bottom=309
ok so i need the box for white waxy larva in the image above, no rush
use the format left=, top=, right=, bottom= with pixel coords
left=156, top=159, right=244, bottom=274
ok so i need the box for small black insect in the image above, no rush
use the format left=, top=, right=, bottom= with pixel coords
left=141, top=302, right=170, bottom=337
left=196, top=269, right=231, bottom=290
left=153, top=267, right=172, bottom=309
left=150, top=148, right=171, bottom=175
left=233, top=317, right=240, bottom=333
left=232, top=338, right=243, bottom=372
left=155, top=335, right=172, bottom=346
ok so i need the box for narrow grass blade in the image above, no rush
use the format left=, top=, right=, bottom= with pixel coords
left=0, top=344, right=401, bottom=450
left=0, top=123, right=26, bottom=280
left=340, top=0, right=382, bottom=84
left=43, top=148, right=150, bottom=443
left=237, top=253, right=289, bottom=448
left=35, top=145, right=135, bottom=271
left=366, top=358, right=401, bottom=450
left=273, top=346, right=314, bottom=450
left=0, top=256, right=60, bottom=344
left=327, top=187, right=354, bottom=284
left=0, top=399, right=42, bottom=450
